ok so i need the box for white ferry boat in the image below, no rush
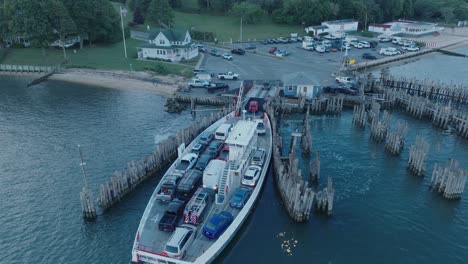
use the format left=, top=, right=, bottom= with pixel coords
left=131, top=104, right=272, bottom=263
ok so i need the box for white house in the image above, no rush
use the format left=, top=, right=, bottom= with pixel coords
left=281, top=72, right=320, bottom=99
left=137, top=29, right=198, bottom=62
left=369, top=20, right=440, bottom=37
left=305, top=19, right=358, bottom=36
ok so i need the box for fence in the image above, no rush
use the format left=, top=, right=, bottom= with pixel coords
left=0, top=64, right=56, bottom=73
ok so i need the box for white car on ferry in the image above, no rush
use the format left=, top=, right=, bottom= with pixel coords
left=242, top=165, right=262, bottom=187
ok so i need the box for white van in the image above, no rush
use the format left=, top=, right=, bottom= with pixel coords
left=203, top=159, right=226, bottom=191
left=215, top=123, right=231, bottom=141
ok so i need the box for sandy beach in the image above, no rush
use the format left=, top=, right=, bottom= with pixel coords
left=48, top=69, right=186, bottom=96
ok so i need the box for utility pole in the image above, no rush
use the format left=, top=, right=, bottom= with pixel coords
left=120, top=6, right=128, bottom=59
left=240, top=17, right=243, bottom=43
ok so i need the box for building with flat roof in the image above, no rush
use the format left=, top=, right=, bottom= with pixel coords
left=369, top=19, right=441, bottom=37
left=305, top=19, right=358, bottom=36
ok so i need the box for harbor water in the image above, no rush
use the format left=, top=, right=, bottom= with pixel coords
left=1, top=48, right=468, bottom=264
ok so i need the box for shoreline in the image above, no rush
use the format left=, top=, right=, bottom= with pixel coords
left=49, top=69, right=186, bottom=96
left=1, top=69, right=186, bottom=96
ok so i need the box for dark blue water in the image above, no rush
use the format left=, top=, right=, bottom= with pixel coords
left=0, top=77, right=196, bottom=264
left=1, top=75, right=467, bottom=264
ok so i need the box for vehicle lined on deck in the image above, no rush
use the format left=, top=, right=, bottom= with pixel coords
left=195, top=154, right=213, bottom=171
left=176, top=170, right=203, bottom=201
left=198, top=131, right=214, bottom=146
left=174, top=153, right=198, bottom=175
left=156, top=174, right=181, bottom=202
left=183, top=187, right=215, bottom=225
left=163, top=224, right=198, bottom=260
left=158, top=199, right=185, bottom=232
left=242, top=165, right=262, bottom=187
left=230, top=187, right=252, bottom=208
left=202, top=211, right=234, bottom=239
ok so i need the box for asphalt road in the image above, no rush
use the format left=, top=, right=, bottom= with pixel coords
left=200, top=39, right=400, bottom=88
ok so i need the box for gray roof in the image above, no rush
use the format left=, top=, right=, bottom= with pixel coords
left=282, top=72, right=320, bottom=86
left=138, top=42, right=193, bottom=49
left=148, top=29, right=188, bottom=42
left=323, top=19, right=357, bottom=24
left=309, top=25, right=328, bottom=30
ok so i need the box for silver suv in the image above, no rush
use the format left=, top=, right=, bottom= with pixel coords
left=164, top=224, right=198, bottom=260
left=251, top=148, right=266, bottom=166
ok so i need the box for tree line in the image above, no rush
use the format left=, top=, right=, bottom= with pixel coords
left=130, top=0, right=468, bottom=27
left=0, top=0, right=121, bottom=49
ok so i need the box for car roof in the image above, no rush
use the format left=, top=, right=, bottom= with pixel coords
left=167, top=226, right=192, bottom=247
left=235, top=188, right=250, bottom=194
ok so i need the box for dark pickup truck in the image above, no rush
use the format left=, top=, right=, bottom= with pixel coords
left=158, top=200, right=185, bottom=232
left=205, top=82, right=229, bottom=93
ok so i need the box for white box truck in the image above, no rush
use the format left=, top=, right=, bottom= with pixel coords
left=203, top=159, right=226, bottom=191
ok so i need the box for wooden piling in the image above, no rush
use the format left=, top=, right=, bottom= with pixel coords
left=408, top=135, right=430, bottom=176
left=385, top=119, right=408, bottom=155
left=429, top=159, right=467, bottom=199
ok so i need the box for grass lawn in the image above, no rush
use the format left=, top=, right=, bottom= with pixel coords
left=174, top=12, right=302, bottom=42
left=0, top=38, right=193, bottom=76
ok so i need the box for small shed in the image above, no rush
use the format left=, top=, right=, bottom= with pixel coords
left=281, top=72, right=320, bottom=99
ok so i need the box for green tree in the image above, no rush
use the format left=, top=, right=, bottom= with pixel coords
left=230, top=2, right=266, bottom=24
left=49, top=0, right=77, bottom=59
left=147, top=0, right=174, bottom=27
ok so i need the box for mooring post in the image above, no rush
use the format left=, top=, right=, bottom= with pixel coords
left=77, top=145, right=96, bottom=219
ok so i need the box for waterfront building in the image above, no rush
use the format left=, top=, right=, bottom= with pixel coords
left=369, top=19, right=441, bottom=37
left=137, top=29, right=198, bottom=62
left=305, top=19, right=359, bottom=36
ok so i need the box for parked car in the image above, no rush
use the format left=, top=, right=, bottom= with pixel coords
left=174, top=153, right=198, bottom=175
left=242, top=165, right=262, bottom=186
left=163, top=224, right=197, bottom=259
left=369, top=40, right=379, bottom=48
left=210, top=49, right=221, bottom=57
left=199, top=131, right=214, bottom=146
left=268, top=47, right=278, bottom=54
left=256, top=120, right=266, bottom=135
left=248, top=100, right=259, bottom=113
left=260, top=40, right=269, bottom=45
left=362, top=53, right=377, bottom=60
left=175, top=170, right=203, bottom=201
left=191, top=144, right=206, bottom=156
left=156, top=175, right=181, bottom=202
left=360, top=41, right=371, bottom=48
left=341, top=43, right=351, bottom=50
left=403, top=45, right=420, bottom=52
left=187, top=78, right=210, bottom=89
left=195, top=154, right=213, bottom=171
left=277, top=37, right=289, bottom=43
left=202, top=211, right=234, bottom=239
left=222, top=53, right=233, bottom=60
left=379, top=36, right=391, bottom=42
left=231, top=48, right=245, bottom=55
left=244, top=44, right=256, bottom=50
left=217, top=71, right=239, bottom=80
left=315, top=45, right=326, bottom=53
left=230, top=187, right=252, bottom=209
left=198, top=47, right=207, bottom=53
left=206, top=140, right=224, bottom=159
left=335, top=76, right=354, bottom=84
left=251, top=148, right=266, bottom=166
left=275, top=49, right=290, bottom=57
left=205, top=82, right=229, bottom=93
left=158, top=199, right=185, bottom=232
left=192, top=68, right=209, bottom=75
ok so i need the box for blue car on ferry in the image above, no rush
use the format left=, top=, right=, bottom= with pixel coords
left=202, top=211, right=234, bottom=239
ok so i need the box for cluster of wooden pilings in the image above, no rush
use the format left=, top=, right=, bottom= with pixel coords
left=314, top=177, right=334, bottom=215
left=370, top=110, right=392, bottom=142
left=367, top=102, right=381, bottom=121
left=301, top=106, right=312, bottom=154
left=453, top=111, right=468, bottom=138
left=378, top=75, right=468, bottom=104
left=408, top=135, right=430, bottom=176
left=430, top=159, right=467, bottom=199
left=325, top=95, right=344, bottom=113
left=80, top=187, right=97, bottom=219
left=172, top=94, right=229, bottom=106
left=95, top=106, right=231, bottom=212
left=352, top=104, right=367, bottom=128
left=266, top=101, right=316, bottom=222
left=432, top=104, right=452, bottom=129
left=385, top=119, right=408, bottom=155
left=309, top=151, right=320, bottom=183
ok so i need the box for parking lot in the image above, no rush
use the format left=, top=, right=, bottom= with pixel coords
left=198, top=37, right=402, bottom=89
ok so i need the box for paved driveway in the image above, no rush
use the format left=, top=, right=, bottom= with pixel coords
left=200, top=39, right=399, bottom=87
